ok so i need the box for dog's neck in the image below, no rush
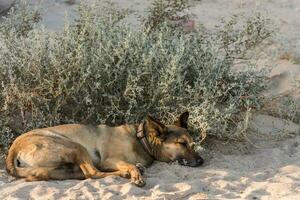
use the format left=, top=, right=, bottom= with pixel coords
left=136, top=123, right=153, bottom=157
left=136, top=123, right=171, bottom=162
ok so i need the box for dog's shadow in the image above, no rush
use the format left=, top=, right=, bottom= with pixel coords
left=3, top=157, right=297, bottom=200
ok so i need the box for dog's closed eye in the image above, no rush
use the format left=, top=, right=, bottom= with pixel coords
left=178, top=141, right=187, bottom=147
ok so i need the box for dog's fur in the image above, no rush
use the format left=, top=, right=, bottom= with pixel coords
left=6, top=112, right=203, bottom=186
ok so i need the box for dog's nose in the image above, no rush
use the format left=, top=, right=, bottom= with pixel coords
left=196, top=157, right=204, bottom=166
left=178, top=157, right=204, bottom=167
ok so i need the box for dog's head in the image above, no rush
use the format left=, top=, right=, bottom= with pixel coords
left=145, top=112, right=204, bottom=167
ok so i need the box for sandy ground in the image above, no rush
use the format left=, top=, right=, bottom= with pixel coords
left=0, top=0, right=14, bottom=15
left=1, top=119, right=300, bottom=199
left=1, top=0, right=300, bottom=199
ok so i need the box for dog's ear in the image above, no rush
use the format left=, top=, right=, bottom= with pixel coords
left=174, top=111, right=189, bottom=129
left=146, top=116, right=167, bottom=138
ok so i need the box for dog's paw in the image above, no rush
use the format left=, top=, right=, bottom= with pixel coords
left=131, top=177, right=145, bottom=187
left=135, top=163, right=146, bottom=175
left=130, top=168, right=145, bottom=187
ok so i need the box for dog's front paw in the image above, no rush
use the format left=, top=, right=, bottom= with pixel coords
left=131, top=176, right=145, bottom=187
left=130, top=168, right=145, bottom=187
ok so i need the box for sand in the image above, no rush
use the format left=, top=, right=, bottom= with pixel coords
left=0, top=0, right=14, bottom=15
left=1, top=0, right=300, bottom=199
left=1, top=119, right=300, bottom=199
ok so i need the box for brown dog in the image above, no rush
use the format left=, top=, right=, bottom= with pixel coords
left=6, top=112, right=203, bottom=186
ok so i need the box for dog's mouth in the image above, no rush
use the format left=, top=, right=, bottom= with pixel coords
left=177, top=157, right=204, bottom=167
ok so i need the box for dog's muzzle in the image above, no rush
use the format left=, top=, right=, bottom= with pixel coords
left=177, top=156, right=204, bottom=167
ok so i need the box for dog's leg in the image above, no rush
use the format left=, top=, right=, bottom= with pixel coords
left=101, top=158, right=145, bottom=187
left=21, top=165, right=124, bottom=181
left=73, top=145, right=129, bottom=179
left=23, top=167, right=85, bottom=181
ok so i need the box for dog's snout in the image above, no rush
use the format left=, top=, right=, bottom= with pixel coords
left=196, top=157, right=204, bottom=166
left=177, top=156, right=204, bottom=167
left=189, top=156, right=204, bottom=167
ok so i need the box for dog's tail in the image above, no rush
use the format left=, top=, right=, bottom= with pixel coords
left=5, top=142, right=34, bottom=179
left=5, top=146, right=18, bottom=177
left=5, top=148, right=34, bottom=179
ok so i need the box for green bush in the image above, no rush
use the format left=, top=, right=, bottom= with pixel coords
left=0, top=0, right=271, bottom=150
